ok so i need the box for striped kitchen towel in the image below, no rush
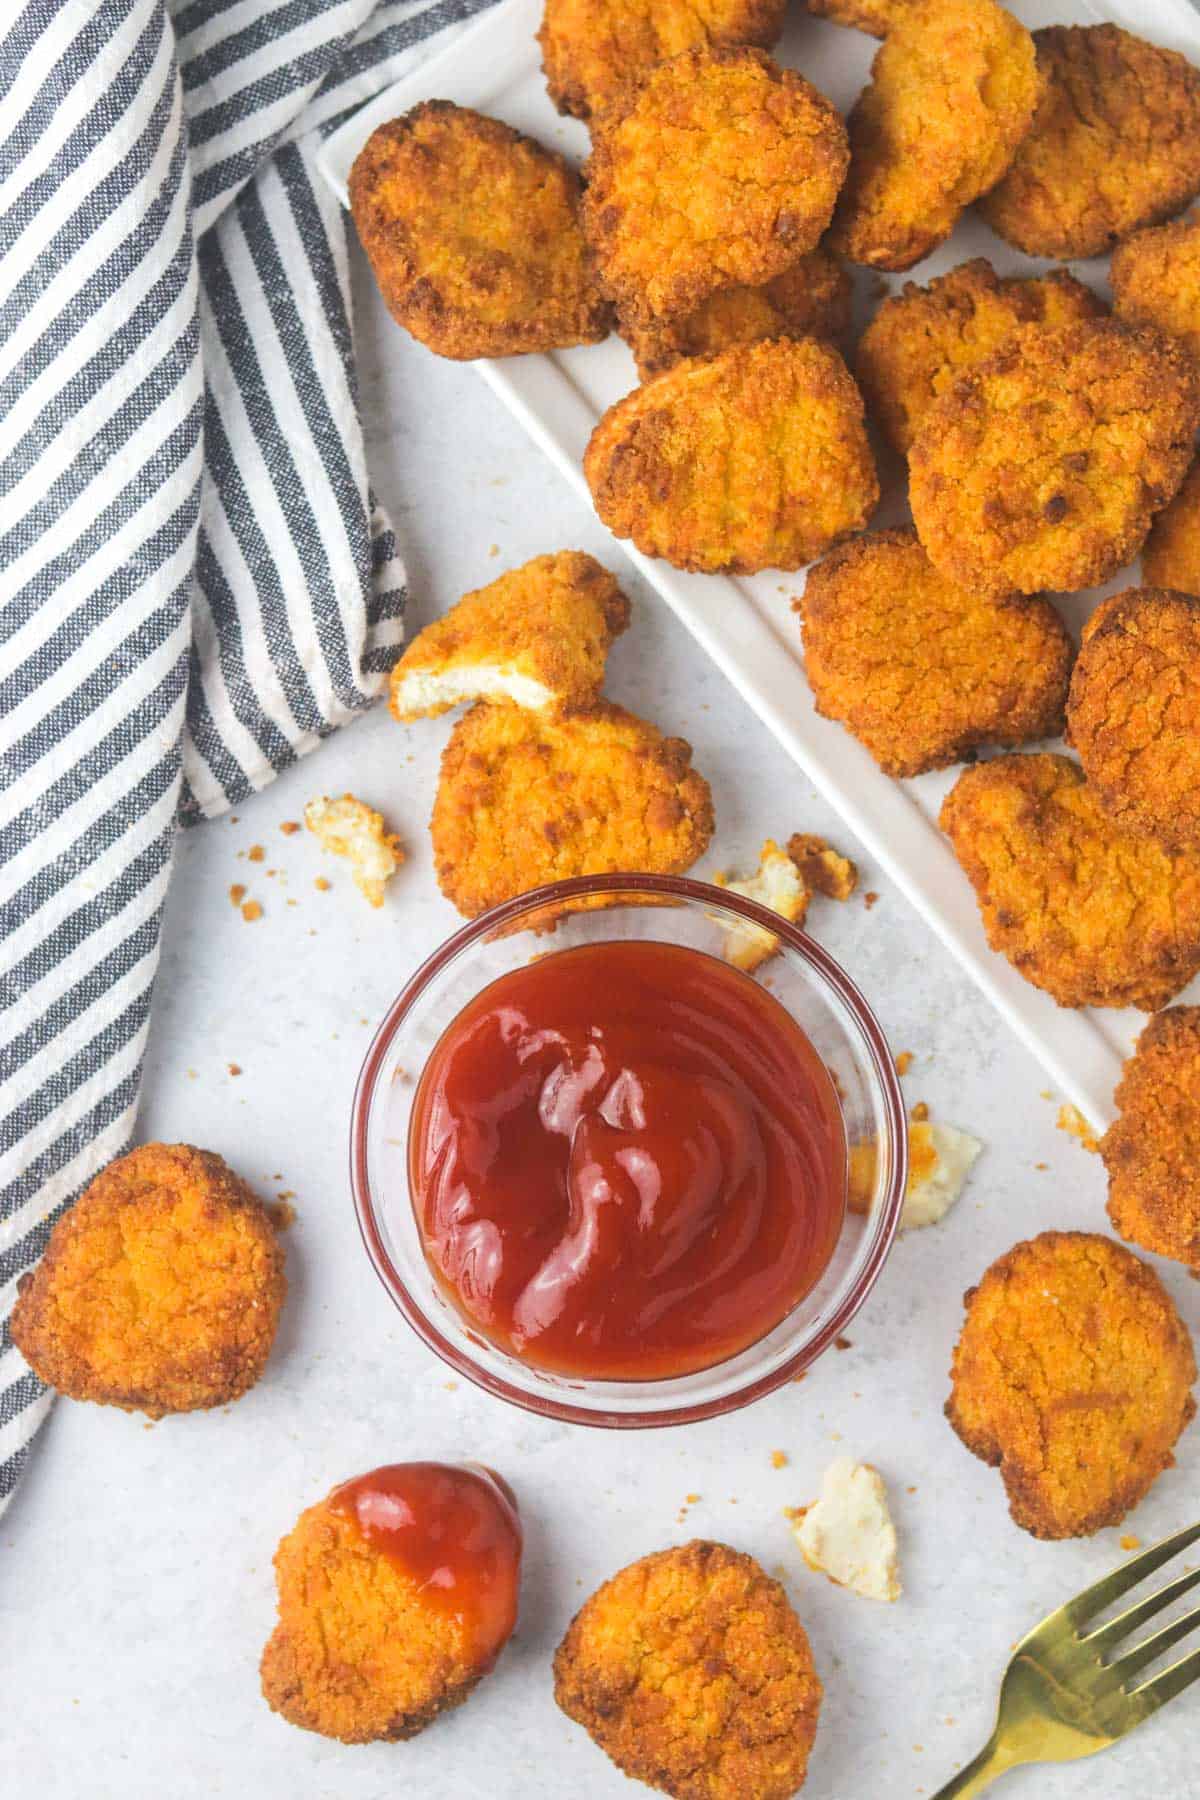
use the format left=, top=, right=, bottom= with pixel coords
left=0, top=0, right=498, bottom=1516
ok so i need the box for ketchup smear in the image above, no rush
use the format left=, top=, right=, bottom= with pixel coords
left=329, top=1462, right=522, bottom=1670
left=407, top=940, right=846, bottom=1380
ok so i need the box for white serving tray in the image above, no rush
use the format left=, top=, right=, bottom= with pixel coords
left=321, top=0, right=1200, bottom=1129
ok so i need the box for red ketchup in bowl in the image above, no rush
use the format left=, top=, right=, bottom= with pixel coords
left=407, top=939, right=847, bottom=1380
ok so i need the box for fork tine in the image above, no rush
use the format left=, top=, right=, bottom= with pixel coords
left=1109, top=1601, right=1200, bottom=1684
left=1126, top=1641, right=1200, bottom=1712
left=1082, top=1565, right=1200, bottom=1653
left=1063, top=1520, right=1200, bottom=1630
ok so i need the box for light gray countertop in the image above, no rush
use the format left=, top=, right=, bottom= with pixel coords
left=3, top=249, right=1197, bottom=1800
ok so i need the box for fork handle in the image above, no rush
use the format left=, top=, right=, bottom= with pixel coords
left=930, top=1732, right=1021, bottom=1798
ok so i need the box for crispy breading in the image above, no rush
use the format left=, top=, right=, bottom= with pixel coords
left=939, top=753, right=1200, bottom=1011
left=582, top=49, right=848, bottom=326
left=1103, top=1007, right=1200, bottom=1267
left=980, top=26, right=1200, bottom=261
left=1143, top=454, right=1200, bottom=595
left=788, top=832, right=857, bottom=901
left=827, top=0, right=1038, bottom=272
left=1112, top=214, right=1200, bottom=371
left=1066, top=587, right=1200, bottom=851
left=805, top=0, right=913, bottom=32
left=800, top=529, right=1072, bottom=778
left=10, top=1143, right=285, bottom=1418
left=622, top=251, right=852, bottom=382
left=538, top=0, right=786, bottom=121
left=909, top=320, right=1200, bottom=599
left=304, top=794, right=403, bottom=907
left=946, top=1231, right=1197, bottom=1539
left=389, top=552, right=629, bottom=721
left=585, top=338, right=878, bottom=575
left=857, top=260, right=1106, bottom=456
left=554, top=1540, right=822, bottom=1800
left=348, top=102, right=609, bottom=359
left=431, top=700, right=714, bottom=916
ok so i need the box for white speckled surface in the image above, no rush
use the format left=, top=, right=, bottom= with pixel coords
left=3, top=247, right=1199, bottom=1800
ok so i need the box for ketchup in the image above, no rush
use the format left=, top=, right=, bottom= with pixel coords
left=407, top=940, right=846, bottom=1379
left=329, top=1462, right=521, bottom=1670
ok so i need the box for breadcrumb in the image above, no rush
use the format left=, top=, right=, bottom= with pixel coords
left=304, top=794, right=404, bottom=909
left=788, top=833, right=858, bottom=901
left=241, top=900, right=263, bottom=923
left=792, top=1458, right=901, bottom=1601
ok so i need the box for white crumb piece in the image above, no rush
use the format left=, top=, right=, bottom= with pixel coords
left=716, top=839, right=809, bottom=972
left=391, top=664, right=554, bottom=720
left=902, top=1120, right=982, bottom=1229
left=303, top=794, right=403, bottom=908
left=793, top=1457, right=901, bottom=1602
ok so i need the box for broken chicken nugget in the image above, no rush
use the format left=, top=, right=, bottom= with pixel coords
left=716, top=834, right=857, bottom=972
left=304, top=794, right=403, bottom=908
left=792, top=1458, right=901, bottom=1602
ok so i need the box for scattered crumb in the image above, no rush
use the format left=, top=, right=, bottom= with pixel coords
left=314, top=877, right=331, bottom=892
left=228, top=883, right=246, bottom=907
left=686, top=1493, right=701, bottom=1505
left=305, top=794, right=404, bottom=908
left=771, top=1450, right=789, bottom=1470
left=1039, top=1089, right=1053, bottom=1100
left=792, top=1458, right=902, bottom=1602
left=241, top=900, right=263, bottom=923
left=247, top=844, right=265, bottom=863
left=280, top=820, right=301, bottom=835
left=1056, top=1104, right=1100, bottom=1154
left=1034, top=1161, right=1048, bottom=1171
left=186, top=1069, right=197, bottom=1079
left=834, top=1336, right=853, bottom=1351
left=276, top=1190, right=295, bottom=1201
left=268, top=1200, right=297, bottom=1231
left=266, top=868, right=277, bottom=878
left=906, top=1486, right=917, bottom=1494
left=910, top=1101, right=929, bottom=1122
left=230, top=815, right=239, bottom=824
left=863, top=891, right=880, bottom=909
left=895, top=1051, right=914, bottom=1076
left=227, top=1062, right=242, bottom=1077
left=902, top=1119, right=982, bottom=1229
left=488, top=543, right=499, bottom=557
left=1120, top=1535, right=1142, bottom=1551
left=286, top=899, right=297, bottom=908
left=788, top=832, right=857, bottom=901
left=793, top=1372, right=808, bottom=1384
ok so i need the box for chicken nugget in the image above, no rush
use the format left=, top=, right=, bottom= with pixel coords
left=856, top=260, right=1106, bottom=456
left=1143, top=455, right=1200, bottom=595
left=10, top=1143, right=285, bottom=1417
left=1103, top=1008, right=1200, bottom=1267
left=946, top=1231, right=1196, bottom=1539
left=940, top=753, right=1200, bottom=1011
left=827, top=0, right=1038, bottom=273
left=538, top=0, right=786, bottom=122
left=980, top=26, right=1200, bottom=261
left=261, top=1462, right=521, bottom=1743
left=622, top=251, right=852, bottom=382
left=554, top=1540, right=822, bottom=1800
left=431, top=700, right=714, bottom=916
left=1112, top=214, right=1200, bottom=372
left=805, top=0, right=912, bottom=32
left=582, top=49, right=848, bottom=326
left=909, top=320, right=1200, bottom=599
left=304, top=794, right=403, bottom=907
left=390, top=551, right=629, bottom=721
left=801, top=530, right=1071, bottom=778
left=348, top=102, right=609, bottom=359
left=1066, top=587, right=1200, bottom=850
left=585, top=338, right=878, bottom=574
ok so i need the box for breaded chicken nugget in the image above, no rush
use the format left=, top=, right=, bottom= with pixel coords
left=431, top=701, right=714, bottom=916
left=10, top=1143, right=285, bottom=1417
left=538, top=0, right=786, bottom=121
left=349, top=102, right=609, bottom=359
left=856, top=260, right=1106, bottom=456
left=390, top=552, right=629, bottom=721
left=805, top=0, right=912, bottom=32
left=946, top=1231, right=1196, bottom=1539
left=827, top=0, right=1038, bottom=272
left=940, top=753, right=1200, bottom=1011
left=554, top=1540, right=822, bottom=1800
left=909, top=320, right=1200, bottom=599
left=1103, top=1008, right=1200, bottom=1267
left=980, top=26, right=1200, bottom=261
left=585, top=338, right=878, bottom=574
left=582, top=49, right=848, bottom=326
left=801, top=529, right=1072, bottom=778
left=1143, top=455, right=1200, bottom=595
left=1066, top=587, right=1200, bottom=850
left=1112, top=214, right=1200, bottom=371
left=623, top=251, right=852, bottom=382
left=261, top=1463, right=521, bottom=1743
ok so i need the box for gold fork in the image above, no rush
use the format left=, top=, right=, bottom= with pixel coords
left=932, top=1520, right=1200, bottom=1796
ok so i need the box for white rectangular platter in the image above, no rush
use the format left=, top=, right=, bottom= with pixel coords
left=321, top=0, right=1200, bottom=1130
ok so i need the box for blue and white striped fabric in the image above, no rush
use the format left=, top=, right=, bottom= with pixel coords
left=0, top=0, right=497, bottom=1515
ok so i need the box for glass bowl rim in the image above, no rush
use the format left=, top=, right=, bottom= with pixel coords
left=349, top=871, right=908, bottom=1428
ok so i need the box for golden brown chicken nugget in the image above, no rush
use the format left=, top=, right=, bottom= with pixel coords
left=582, top=49, right=848, bottom=327
left=946, top=1231, right=1196, bottom=1539
left=538, top=0, right=786, bottom=121
left=1112, top=213, right=1200, bottom=371
left=805, top=0, right=913, bottom=32
left=1103, top=1008, right=1200, bottom=1267
left=621, top=251, right=852, bottom=382
left=827, top=0, right=1038, bottom=272
left=431, top=700, right=714, bottom=916
left=585, top=338, right=878, bottom=575
left=348, top=102, right=609, bottom=359
left=1143, top=455, right=1200, bottom=595
left=856, top=260, right=1106, bottom=456
left=1066, top=587, right=1200, bottom=850
left=909, top=320, right=1200, bottom=599
left=10, top=1143, right=285, bottom=1417
left=940, top=753, right=1200, bottom=1011
left=981, top=27, right=1200, bottom=261
left=554, top=1540, right=822, bottom=1800
left=261, top=1463, right=521, bottom=1743
left=800, top=529, right=1072, bottom=778
left=390, top=551, right=629, bottom=720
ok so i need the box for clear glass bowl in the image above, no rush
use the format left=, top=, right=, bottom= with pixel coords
left=351, top=874, right=907, bottom=1428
